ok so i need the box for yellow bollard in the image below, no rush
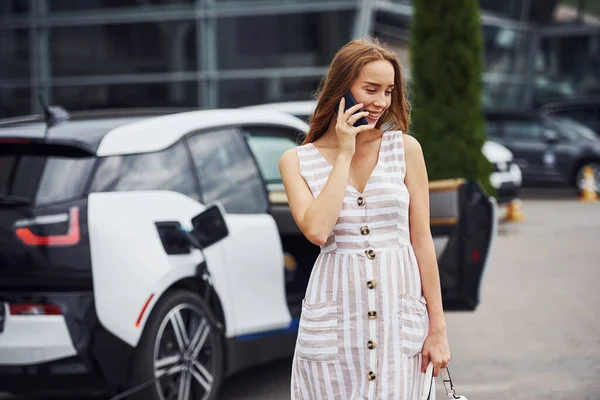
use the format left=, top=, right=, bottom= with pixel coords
left=580, top=165, right=598, bottom=203
left=505, top=199, right=525, bottom=222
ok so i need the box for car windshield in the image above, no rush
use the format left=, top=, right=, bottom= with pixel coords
left=549, top=116, right=598, bottom=140
left=0, top=154, right=95, bottom=206
left=246, top=135, right=298, bottom=184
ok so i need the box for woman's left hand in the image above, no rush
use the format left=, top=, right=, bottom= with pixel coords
left=421, top=329, right=450, bottom=377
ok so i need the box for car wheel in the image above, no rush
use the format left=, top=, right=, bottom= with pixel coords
left=127, top=289, right=224, bottom=400
left=575, top=162, right=600, bottom=195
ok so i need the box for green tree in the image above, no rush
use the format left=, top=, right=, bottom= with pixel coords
left=409, top=0, right=494, bottom=195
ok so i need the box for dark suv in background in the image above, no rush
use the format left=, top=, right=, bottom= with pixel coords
left=485, top=111, right=600, bottom=194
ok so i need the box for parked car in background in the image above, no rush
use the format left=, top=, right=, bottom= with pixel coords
left=540, top=98, right=600, bottom=136
left=485, top=110, right=600, bottom=195
left=245, top=101, right=522, bottom=205
left=0, top=106, right=496, bottom=399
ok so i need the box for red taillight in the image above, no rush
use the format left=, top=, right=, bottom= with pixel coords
left=472, top=250, right=480, bottom=262
left=15, top=207, right=80, bottom=246
left=0, top=138, right=31, bottom=144
left=9, top=304, right=62, bottom=316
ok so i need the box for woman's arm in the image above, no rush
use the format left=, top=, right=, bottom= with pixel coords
left=403, top=133, right=450, bottom=377
left=279, top=100, right=372, bottom=246
left=279, top=149, right=351, bottom=246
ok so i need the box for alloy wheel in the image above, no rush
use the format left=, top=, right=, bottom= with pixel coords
left=153, top=303, right=217, bottom=400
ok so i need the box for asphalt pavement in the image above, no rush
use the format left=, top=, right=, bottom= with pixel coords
left=4, top=189, right=600, bottom=400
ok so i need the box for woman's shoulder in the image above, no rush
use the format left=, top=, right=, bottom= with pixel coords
left=280, top=143, right=313, bottom=167
left=400, top=132, right=422, bottom=151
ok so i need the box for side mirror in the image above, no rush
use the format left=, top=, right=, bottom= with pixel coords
left=543, top=129, right=559, bottom=144
left=190, top=203, right=229, bottom=249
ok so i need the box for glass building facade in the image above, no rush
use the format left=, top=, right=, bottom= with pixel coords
left=1, top=0, right=599, bottom=118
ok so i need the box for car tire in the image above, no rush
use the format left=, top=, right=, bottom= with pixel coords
left=126, top=289, right=224, bottom=400
left=575, top=162, right=600, bottom=195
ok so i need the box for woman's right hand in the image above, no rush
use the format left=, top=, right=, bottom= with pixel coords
left=335, top=97, right=373, bottom=156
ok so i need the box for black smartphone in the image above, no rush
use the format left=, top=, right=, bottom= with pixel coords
left=342, top=90, right=369, bottom=127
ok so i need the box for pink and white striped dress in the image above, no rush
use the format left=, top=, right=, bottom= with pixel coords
left=290, top=130, right=433, bottom=399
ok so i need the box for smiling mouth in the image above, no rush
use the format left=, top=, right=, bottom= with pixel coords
left=365, top=111, right=381, bottom=119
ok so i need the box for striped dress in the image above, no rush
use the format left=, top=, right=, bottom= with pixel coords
left=290, top=130, right=433, bottom=400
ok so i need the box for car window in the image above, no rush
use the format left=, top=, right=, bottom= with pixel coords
left=187, top=128, right=268, bottom=214
left=503, top=121, right=543, bottom=140
left=548, top=116, right=598, bottom=141
left=244, top=126, right=303, bottom=184
left=89, top=140, right=199, bottom=200
left=0, top=155, right=94, bottom=206
left=293, top=113, right=311, bottom=124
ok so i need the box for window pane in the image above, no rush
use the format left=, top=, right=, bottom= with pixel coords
left=535, top=34, right=600, bottom=104
left=52, top=82, right=198, bottom=111
left=217, top=76, right=321, bottom=108
left=244, top=126, right=302, bottom=184
left=483, top=25, right=532, bottom=75
left=483, top=80, right=528, bottom=110
left=1, top=1, right=29, bottom=15
left=187, top=129, right=267, bottom=214
left=372, top=11, right=411, bottom=68
left=90, top=141, right=199, bottom=200
left=50, top=22, right=197, bottom=77
left=504, top=121, right=542, bottom=139
left=216, top=10, right=355, bottom=70
left=49, top=0, right=194, bottom=11
left=479, top=0, right=524, bottom=20
left=0, top=87, right=31, bottom=118
left=0, top=155, right=95, bottom=206
left=0, top=29, right=30, bottom=80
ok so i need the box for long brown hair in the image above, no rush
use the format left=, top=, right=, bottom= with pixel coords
left=302, top=37, right=410, bottom=145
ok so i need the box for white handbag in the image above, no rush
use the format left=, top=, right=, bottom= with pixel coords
left=421, top=362, right=468, bottom=400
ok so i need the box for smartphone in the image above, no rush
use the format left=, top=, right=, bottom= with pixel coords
left=342, top=90, right=369, bottom=127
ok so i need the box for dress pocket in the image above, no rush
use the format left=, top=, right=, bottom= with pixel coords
left=399, top=293, right=429, bottom=357
left=296, top=300, right=339, bottom=362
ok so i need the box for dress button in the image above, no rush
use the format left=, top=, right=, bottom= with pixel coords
left=357, top=196, right=365, bottom=206
left=360, top=226, right=370, bottom=235
left=366, top=280, right=377, bottom=289
left=367, top=371, right=376, bottom=381
left=367, top=310, right=377, bottom=320
left=367, top=340, right=377, bottom=350
left=365, top=249, right=376, bottom=259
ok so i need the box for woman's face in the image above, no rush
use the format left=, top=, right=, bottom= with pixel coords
left=349, top=59, right=395, bottom=125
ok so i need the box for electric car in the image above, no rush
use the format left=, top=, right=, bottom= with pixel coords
left=0, top=107, right=496, bottom=399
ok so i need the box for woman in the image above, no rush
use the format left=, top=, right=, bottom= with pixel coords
left=279, top=38, right=450, bottom=399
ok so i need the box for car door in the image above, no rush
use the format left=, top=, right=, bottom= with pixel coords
left=186, top=127, right=291, bottom=337
left=241, top=124, right=320, bottom=319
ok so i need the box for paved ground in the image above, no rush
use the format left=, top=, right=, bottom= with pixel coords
left=4, top=189, right=600, bottom=399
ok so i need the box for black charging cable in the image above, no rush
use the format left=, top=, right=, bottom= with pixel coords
left=108, top=363, right=184, bottom=400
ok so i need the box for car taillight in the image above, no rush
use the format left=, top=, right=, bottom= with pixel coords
left=9, top=304, right=62, bottom=316
left=14, top=206, right=80, bottom=246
